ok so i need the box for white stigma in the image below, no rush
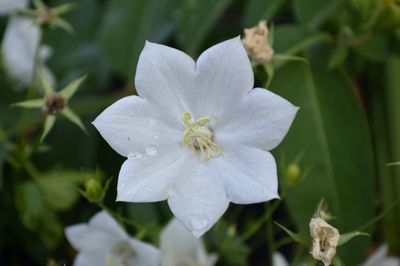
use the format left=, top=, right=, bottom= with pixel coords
left=181, top=112, right=221, bottom=161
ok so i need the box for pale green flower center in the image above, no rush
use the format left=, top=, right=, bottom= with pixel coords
left=106, top=240, right=135, bottom=266
left=181, top=112, right=221, bottom=161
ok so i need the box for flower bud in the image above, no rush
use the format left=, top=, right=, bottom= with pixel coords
left=309, top=218, right=340, bottom=266
left=286, top=163, right=301, bottom=186
left=242, top=20, right=274, bottom=64
left=83, top=178, right=104, bottom=203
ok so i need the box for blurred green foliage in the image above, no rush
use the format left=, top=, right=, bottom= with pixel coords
left=1, top=0, right=400, bottom=265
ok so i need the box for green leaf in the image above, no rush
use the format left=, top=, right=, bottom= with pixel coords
left=52, top=3, right=76, bottom=16
left=14, top=181, right=44, bottom=230
left=12, top=99, right=44, bottom=109
left=274, top=221, right=311, bottom=246
left=293, top=0, right=345, bottom=27
left=51, top=17, right=75, bottom=34
left=271, top=46, right=374, bottom=264
left=328, top=41, right=349, bottom=68
left=332, top=256, right=346, bottom=266
left=99, top=0, right=179, bottom=79
left=61, top=107, right=86, bottom=133
left=176, top=0, right=232, bottom=54
left=338, top=231, right=369, bottom=246
left=41, top=115, right=56, bottom=142
left=244, top=0, right=287, bottom=27
left=40, top=70, right=54, bottom=95
left=59, top=75, right=87, bottom=100
left=36, top=170, right=86, bottom=211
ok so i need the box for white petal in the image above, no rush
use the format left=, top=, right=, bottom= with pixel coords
left=116, top=147, right=190, bottom=202
left=160, top=219, right=213, bottom=266
left=135, top=41, right=197, bottom=118
left=65, top=211, right=126, bottom=252
left=127, top=239, right=161, bottom=266
left=1, top=17, right=40, bottom=86
left=167, top=159, right=229, bottom=237
left=88, top=211, right=128, bottom=239
left=362, top=245, right=400, bottom=266
left=195, top=36, right=254, bottom=118
left=73, top=252, right=108, bottom=266
left=210, top=143, right=279, bottom=204
left=92, top=95, right=182, bottom=157
left=0, top=0, right=27, bottom=15
left=216, top=88, right=298, bottom=151
left=273, top=252, right=289, bottom=266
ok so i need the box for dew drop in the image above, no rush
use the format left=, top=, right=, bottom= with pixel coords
left=128, top=152, right=142, bottom=160
left=145, top=146, right=158, bottom=156
left=190, top=214, right=209, bottom=231
left=148, top=118, right=156, bottom=126
left=153, top=135, right=160, bottom=140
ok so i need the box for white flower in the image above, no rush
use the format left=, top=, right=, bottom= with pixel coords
left=0, top=0, right=27, bottom=15
left=160, top=219, right=217, bottom=266
left=273, top=252, right=288, bottom=266
left=65, top=211, right=160, bottom=266
left=93, top=37, right=298, bottom=236
left=361, top=245, right=400, bottom=266
left=1, top=16, right=55, bottom=87
left=309, top=218, right=340, bottom=266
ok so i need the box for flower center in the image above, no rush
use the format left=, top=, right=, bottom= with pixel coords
left=106, top=240, right=135, bottom=266
left=43, top=93, right=65, bottom=115
left=181, top=112, right=221, bottom=161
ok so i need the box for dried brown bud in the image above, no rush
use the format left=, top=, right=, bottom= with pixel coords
left=43, top=93, right=65, bottom=114
left=309, top=218, right=340, bottom=266
left=242, top=20, right=274, bottom=63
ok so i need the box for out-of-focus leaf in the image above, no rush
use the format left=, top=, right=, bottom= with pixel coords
left=207, top=221, right=249, bottom=266
left=271, top=47, right=374, bottom=264
left=99, top=0, right=179, bottom=79
left=293, top=0, right=345, bottom=27
left=126, top=203, right=160, bottom=225
left=59, top=75, right=86, bottom=100
left=176, top=0, right=232, bottom=54
left=274, top=221, right=311, bottom=246
left=12, top=99, right=44, bottom=109
left=36, top=170, right=86, bottom=211
left=338, top=231, right=369, bottom=246
left=273, top=24, right=330, bottom=56
left=14, top=181, right=44, bottom=230
left=243, top=0, right=287, bottom=27
left=61, top=107, right=86, bottom=133
left=41, top=115, right=56, bottom=142
left=355, top=34, right=391, bottom=62
left=328, top=41, right=349, bottom=68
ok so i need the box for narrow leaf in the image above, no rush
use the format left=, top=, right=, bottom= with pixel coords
left=33, top=0, right=46, bottom=10
left=12, top=99, right=44, bottom=109
left=40, top=70, right=54, bottom=95
left=338, top=231, right=369, bottom=246
left=41, top=115, right=56, bottom=142
left=59, top=75, right=87, bottom=100
left=51, top=17, right=75, bottom=34
left=274, top=221, right=311, bottom=246
left=332, top=256, right=346, bottom=266
left=61, top=107, right=87, bottom=133
left=52, top=3, right=76, bottom=16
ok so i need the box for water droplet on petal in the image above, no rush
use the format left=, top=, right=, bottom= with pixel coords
left=190, top=214, right=209, bottom=231
left=145, top=146, right=158, bottom=156
left=153, top=135, right=160, bottom=140
left=128, top=152, right=142, bottom=160
left=148, top=118, right=156, bottom=126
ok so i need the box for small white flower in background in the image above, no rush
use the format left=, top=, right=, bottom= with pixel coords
left=361, top=244, right=400, bottom=266
left=1, top=16, right=55, bottom=87
left=309, top=218, right=340, bottom=266
left=65, top=211, right=160, bottom=266
left=273, top=252, right=288, bottom=266
left=242, top=20, right=274, bottom=64
left=93, top=37, right=298, bottom=237
left=160, top=219, right=217, bottom=266
left=0, top=0, right=27, bottom=15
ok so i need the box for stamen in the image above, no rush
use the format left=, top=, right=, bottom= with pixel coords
left=181, top=112, right=221, bottom=161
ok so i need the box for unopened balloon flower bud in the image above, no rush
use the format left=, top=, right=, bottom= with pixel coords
left=286, top=163, right=301, bottom=186
left=83, top=178, right=104, bottom=203
left=242, top=20, right=274, bottom=63
left=309, top=218, right=340, bottom=266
